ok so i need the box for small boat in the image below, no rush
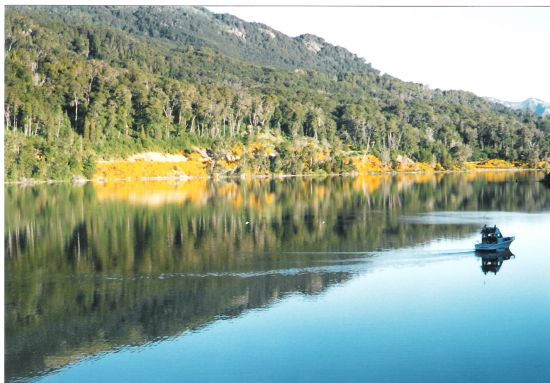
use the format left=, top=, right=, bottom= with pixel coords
left=475, top=225, right=514, bottom=252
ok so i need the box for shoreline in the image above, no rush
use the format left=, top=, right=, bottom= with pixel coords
left=5, top=167, right=548, bottom=186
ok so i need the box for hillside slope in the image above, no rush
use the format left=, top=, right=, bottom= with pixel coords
left=14, top=5, right=376, bottom=76
left=4, top=6, right=550, bottom=180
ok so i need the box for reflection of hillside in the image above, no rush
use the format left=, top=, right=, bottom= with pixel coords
left=5, top=172, right=547, bottom=276
left=72, top=172, right=529, bottom=209
left=5, top=271, right=350, bottom=382
left=5, top=171, right=549, bottom=382
left=353, top=174, right=389, bottom=194
left=394, top=173, right=442, bottom=191
left=95, top=180, right=209, bottom=207
left=463, top=171, right=517, bottom=183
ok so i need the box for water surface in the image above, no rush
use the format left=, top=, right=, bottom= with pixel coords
left=5, top=171, right=550, bottom=382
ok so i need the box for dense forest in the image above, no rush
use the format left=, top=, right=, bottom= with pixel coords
left=4, top=6, right=550, bottom=180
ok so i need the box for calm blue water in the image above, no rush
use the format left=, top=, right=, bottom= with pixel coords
left=5, top=173, right=550, bottom=382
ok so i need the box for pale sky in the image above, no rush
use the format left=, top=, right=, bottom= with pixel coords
left=3, top=1, right=550, bottom=102
left=207, top=6, right=550, bottom=103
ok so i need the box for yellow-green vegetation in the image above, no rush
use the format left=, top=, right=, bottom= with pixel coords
left=470, top=159, right=515, bottom=169
left=94, top=153, right=208, bottom=181
left=90, top=138, right=550, bottom=181
left=465, top=159, right=549, bottom=170
left=90, top=139, right=549, bottom=181
left=354, top=154, right=390, bottom=173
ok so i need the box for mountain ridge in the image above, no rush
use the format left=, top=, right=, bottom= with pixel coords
left=14, top=5, right=375, bottom=76
left=485, top=97, right=550, bottom=116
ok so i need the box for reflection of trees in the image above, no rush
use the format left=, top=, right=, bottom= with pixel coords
left=6, top=272, right=348, bottom=381
left=4, top=171, right=548, bottom=381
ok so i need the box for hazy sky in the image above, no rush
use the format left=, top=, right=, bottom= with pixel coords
left=207, top=6, right=550, bottom=102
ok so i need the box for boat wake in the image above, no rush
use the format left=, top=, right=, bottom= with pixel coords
left=400, top=211, right=546, bottom=225
left=99, top=247, right=477, bottom=282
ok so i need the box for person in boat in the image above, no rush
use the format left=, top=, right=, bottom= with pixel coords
left=481, top=225, right=502, bottom=244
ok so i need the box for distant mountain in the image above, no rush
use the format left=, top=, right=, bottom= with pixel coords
left=486, top=97, right=550, bottom=116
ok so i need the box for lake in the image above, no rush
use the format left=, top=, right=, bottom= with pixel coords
left=5, top=171, right=550, bottom=382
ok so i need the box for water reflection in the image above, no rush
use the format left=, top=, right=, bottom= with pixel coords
left=4, top=171, right=549, bottom=382
left=477, top=249, right=515, bottom=275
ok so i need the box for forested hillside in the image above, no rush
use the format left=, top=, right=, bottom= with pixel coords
left=5, top=6, right=550, bottom=180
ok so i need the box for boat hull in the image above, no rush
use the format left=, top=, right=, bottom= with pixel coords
left=475, top=236, right=515, bottom=252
